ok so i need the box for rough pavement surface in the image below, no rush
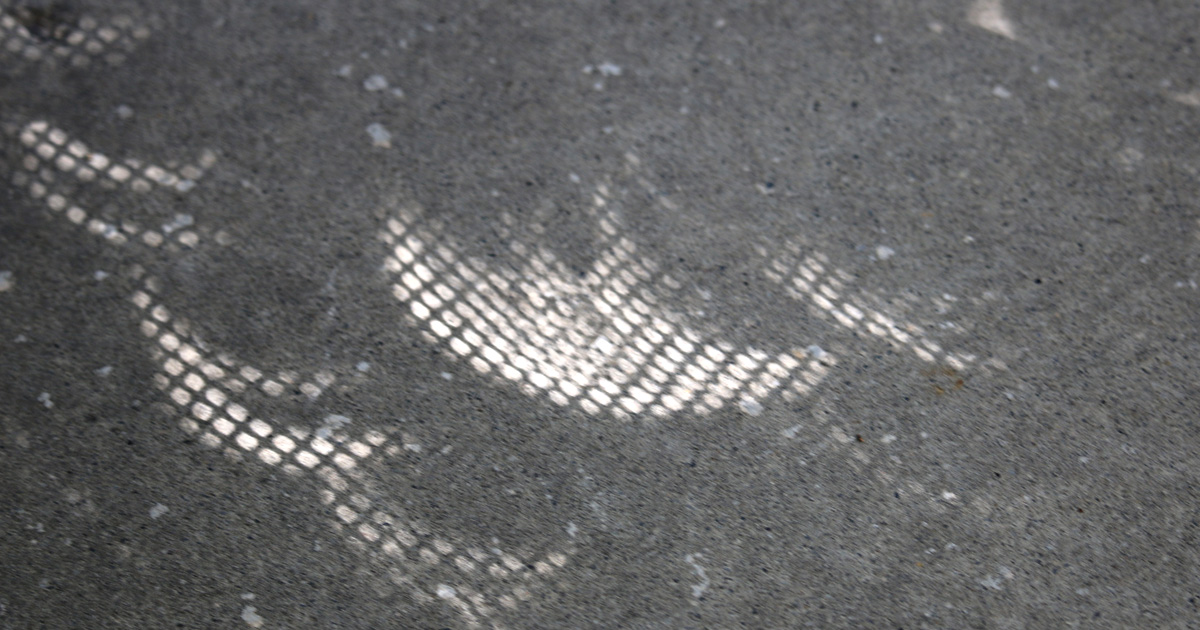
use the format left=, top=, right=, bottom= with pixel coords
left=1, top=1, right=1198, bottom=628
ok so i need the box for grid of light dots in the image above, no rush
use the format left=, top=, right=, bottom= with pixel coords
left=0, top=11, right=149, bottom=67
left=760, top=243, right=975, bottom=371
left=131, top=271, right=570, bottom=626
left=379, top=196, right=832, bottom=421
left=11, top=120, right=216, bottom=248
left=9, top=114, right=571, bottom=625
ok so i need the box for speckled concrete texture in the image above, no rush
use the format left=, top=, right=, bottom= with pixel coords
left=1, top=1, right=1198, bottom=628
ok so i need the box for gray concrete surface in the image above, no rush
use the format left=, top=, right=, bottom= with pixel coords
left=1, top=0, right=1198, bottom=628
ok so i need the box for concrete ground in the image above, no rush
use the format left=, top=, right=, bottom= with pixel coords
left=1, top=0, right=1198, bottom=628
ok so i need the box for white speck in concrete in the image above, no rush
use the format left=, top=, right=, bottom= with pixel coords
left=440, top=372, right=453, bottom=381
left=881, top=434, right=898, bottom=444
left=569, top=172, right=581, bottom=184
left=739, top=398, right=764, bottom=416
left=992, top=85, right=1012, bottom=99
left=15, top=334, right=27, bottom=343
left=322, top=414, right=352, bottom=430
left=928, top=21, right=945, bottom=34
left=0, top=271, right=12, bottom=292
left=161, top=214, right=194, bottom=235
left=241, top=605, right=264, bottom=628
left=597, top=62, right=622, bottom=77
left=366, top=123, right=392, bottom=148
left=782, top=424, right=802, bottom=439
left=714, top=18, right=727, bottom=28
left=335, top=64, right=353, bottom=77
left=95, top=365, right=113, bottom=377
left=876, top=245, right=895, bottom=260
left=873, top=33, right=884, bottom=44
left=363, top=74, right=388, bottom=91
left=806, top=345, right=827, bottom=359
left=241, top=593, right=256, bottom=600
left=1139, top=254, right=1151, bottom=264
left=390, top=87, right=405, bottom=98
left=37, top=392, right=53, bottom=409
left=176, top=179, right=196, bottom=193
left=94, top=270, right=109, bottom=281
left=404, top=442, right=422, bottom=453
left=591, top=335, right=615, bottom=355
left=980, top=575, right=1004, bottom=590
left=149, top=503, right=169, bottom=519
left=1047, top=78, right=1059, bottom=89
left=567, top=522, right=578, bottom=538
left=436, top=584, right=457, bottom=599
left=115, top=104, right=134, bottom=119
left=684, top=554, right=711, bottom=600
left=356, top=361, right=370, bottom=372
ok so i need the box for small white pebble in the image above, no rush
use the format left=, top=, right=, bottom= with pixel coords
left=440, top=372, right=453, bottom=381
left=597, top=62, right=622, bottom=77
left=806, top=344, right=827, bottom=359
left=37, top=392, right=53, bottom=408
left=0, top=270, right=12, bottom=292
left=363, top=74, right=388, bottom=91
left=323, top=414, right=352, bottom=430
left=175, top=180, right=196, bottom=193
left=115, top=105, right=134, bottom=119
left=566, top=522, right=578, bottom=538
left=436, top=584, right=457, bottom=599
left=881, top=434, right=898, bottom=444
left=928, top=21, right=945, bottom=34
left=714, top=18, right=727, bottom=28
left=1047, top=78, right=1059, bottom=89
left=366, top=123, right=392, bottom=148
left=95, top=365, right=113, bottom=377
left=149, top=503, right=169, bottom=519
left=739, top=398, right=764, bottom=417
left=404, top=442, right=423, bottom=453
left=781, top=425, right=802, bottom=439
left=568, top=173, right=581, bottom=184
left=876, top=245, right=895, bottom=260
left=93, top=270, right=109, bottom=281
left=356, top=361, right=370, bottom=372
left=992, top=85, right=1012, bottom=99
left=241, top=605, right=264, bottom=628
left=390, top=87, right=405, bottom=98
left=873, top=34, right=883, bottom=44
left=241, top=593, right=256, bottom=601
left=14, top=334, right=27, bottom=343
left=161, top=214, right=194, bottom=235
left=335, top=64, right=353, bottom=77
left=1139, top=254, right=1151, bottom=264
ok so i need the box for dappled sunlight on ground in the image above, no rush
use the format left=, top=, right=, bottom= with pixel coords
left=379, top=154, right=827, bottom=423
